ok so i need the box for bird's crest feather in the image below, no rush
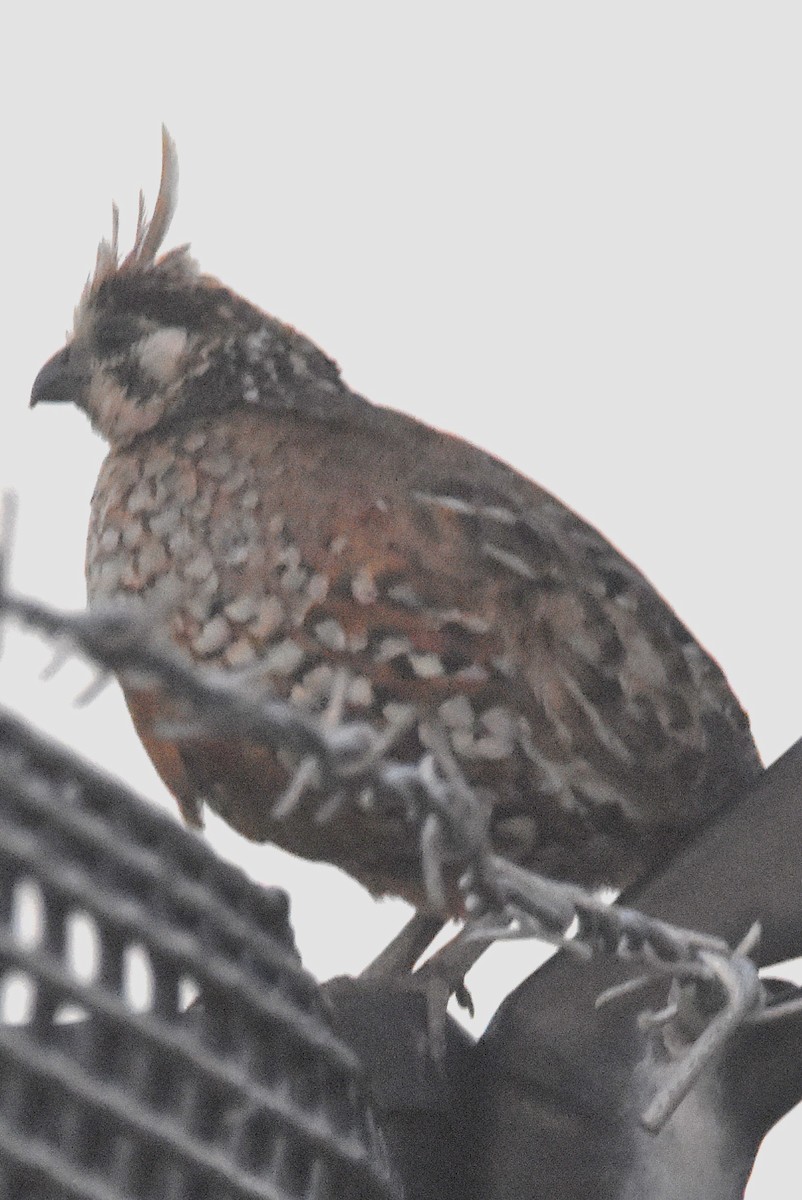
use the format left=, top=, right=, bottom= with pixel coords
left=73, top=127, right=197, bottom=332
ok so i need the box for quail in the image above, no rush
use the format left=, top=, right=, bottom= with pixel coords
left=30, top=131, right=761, bottom=916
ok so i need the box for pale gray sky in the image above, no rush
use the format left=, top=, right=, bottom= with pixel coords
left=2, top=5, right=801, bottom=1193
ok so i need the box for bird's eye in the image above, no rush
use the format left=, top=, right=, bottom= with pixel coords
left=94, top=316, right=140, bottom=355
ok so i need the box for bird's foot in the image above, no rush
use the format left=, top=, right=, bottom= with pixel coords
left=360, top=912, right=500, bottom=1058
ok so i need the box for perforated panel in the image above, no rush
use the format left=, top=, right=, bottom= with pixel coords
left=0, top=709, right=400, bottom=1200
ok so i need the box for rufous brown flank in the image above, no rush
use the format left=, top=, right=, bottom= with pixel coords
left=31, top=131, right=761, bottom=911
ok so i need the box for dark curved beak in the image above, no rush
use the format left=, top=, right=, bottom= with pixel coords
left=30, top=345, right=89, bottom=408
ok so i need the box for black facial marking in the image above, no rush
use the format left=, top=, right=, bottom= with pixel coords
left=110, top=357, right=152, bottom=402
left=96, top=275, right=236, bottom=336
left=94, top=313, right=143, bottom=356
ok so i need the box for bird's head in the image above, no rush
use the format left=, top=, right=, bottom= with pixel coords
left=31, top=129, right=350, bottom=448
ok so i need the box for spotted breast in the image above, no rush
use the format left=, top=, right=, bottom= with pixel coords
left=32, top=132, right=762, bottom=909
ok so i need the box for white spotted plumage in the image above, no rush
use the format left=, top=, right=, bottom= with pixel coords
left=35, top=131, right=763, bottom=907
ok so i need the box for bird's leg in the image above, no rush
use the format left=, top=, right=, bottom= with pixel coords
left=361, top=911, right=446, bottom=979
left=361, top=913, right=499, bottom=1058
left=412, top=911, right=500, bottom=1005
left=358, top=716, right=501, bottom=1050
left=360, top=910, right=501, bottom=1058
left=359, top=911, right=456, bottom=1059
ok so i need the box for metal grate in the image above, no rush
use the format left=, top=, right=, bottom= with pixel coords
left=0, top=708, right=401, bottom=1200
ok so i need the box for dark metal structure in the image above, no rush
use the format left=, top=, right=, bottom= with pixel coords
left=0, top=708, right=400, bottom=1200
left=471, top=739, right=802, bottom=1199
